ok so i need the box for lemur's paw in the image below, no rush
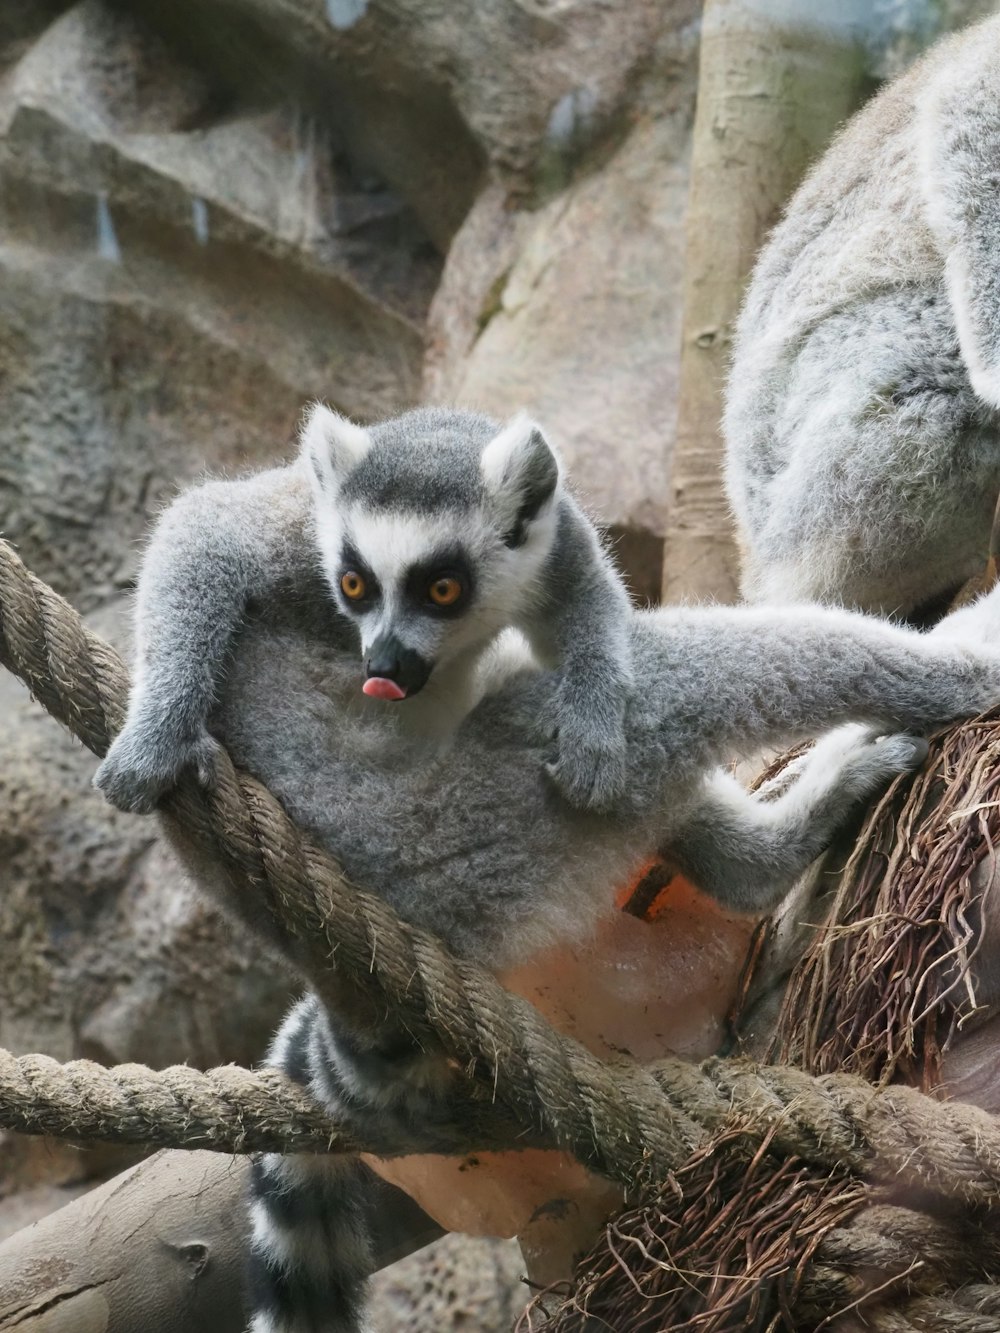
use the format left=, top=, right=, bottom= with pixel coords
left=877, top=732, right=929, bottom=768
left=94, top=726, right=220, bottom=814
left=546, top=730, right=628, bottom=812
left=842, top=731, right=928, bottom=797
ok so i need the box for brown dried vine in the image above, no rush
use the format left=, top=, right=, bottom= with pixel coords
left=765, top=713, right=1000, bottom=1089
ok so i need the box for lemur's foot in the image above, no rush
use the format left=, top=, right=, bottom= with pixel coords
left=795, top=728, right=927, bottom=819
left=838, top=731, right=928, bottom=797
left=94, top=724, right=221, bottom=814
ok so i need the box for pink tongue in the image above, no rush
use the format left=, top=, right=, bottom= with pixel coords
left=363, top=677, right=407, bottom=701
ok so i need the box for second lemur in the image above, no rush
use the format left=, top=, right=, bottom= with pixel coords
left=725, top=13, right=1000, bottom=620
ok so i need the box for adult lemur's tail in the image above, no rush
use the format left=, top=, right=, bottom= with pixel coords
left=246, top=998, right=374, bottom=1333
left=248, top=1153, right=374, bottom=1333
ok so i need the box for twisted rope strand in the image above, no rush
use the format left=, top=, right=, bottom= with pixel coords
left=871, top=1297, right=1000, bottom=1332
left=0, top=1048, right=350, bottom=1154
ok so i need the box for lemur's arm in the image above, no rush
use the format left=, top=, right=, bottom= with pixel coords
left=529, top=497, right=634, bottom=811
left=918, top=38, right=1000, bottom=411
left=95, top=466, right=314, bottom=813
left=644, top=597, right=1000, bottom=777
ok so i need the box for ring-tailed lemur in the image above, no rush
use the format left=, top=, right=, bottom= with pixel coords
left=724, top=13, right=1000, bottom=621
left=96, top=404, right=633, bottom=814
left=96, top=406, right=1000, bottom=1332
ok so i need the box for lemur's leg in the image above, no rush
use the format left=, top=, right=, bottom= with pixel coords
left=666, top=727, right=926, bottom=915
left=664, top=587, right=1000, bottom=914
left=653, top=592, right=1000, bottom=777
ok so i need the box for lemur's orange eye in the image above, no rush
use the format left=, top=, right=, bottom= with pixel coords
left=341, top=571, right=366, bottom=600
left=428, top=576, right=462, bottom=607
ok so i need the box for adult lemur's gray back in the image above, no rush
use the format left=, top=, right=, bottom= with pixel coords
left=96, top=404, right=1000, bottom=1332
left=725, top=14, right=1000, bottom=619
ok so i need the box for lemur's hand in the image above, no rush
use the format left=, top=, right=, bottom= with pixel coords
left=94, top=716, right=221, bottom=814
left=546, top=685, right=628, bottom=812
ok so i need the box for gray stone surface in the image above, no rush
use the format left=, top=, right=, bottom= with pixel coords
left=368, top=1233, right=527, bottom=1332
left=0, top=0, right=428, bottom=606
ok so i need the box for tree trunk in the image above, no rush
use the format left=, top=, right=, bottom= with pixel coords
left=662, top=0, right=870, bottom=603
left=0, top=1150, right=441, bottom=1332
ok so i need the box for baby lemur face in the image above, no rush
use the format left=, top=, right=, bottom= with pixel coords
left=301, top=404, right=561, bottom=700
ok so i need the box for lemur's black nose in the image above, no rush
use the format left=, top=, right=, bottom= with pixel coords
left=365, top=650, right=401, bottom=681
left=363, top=634, right=432, bottom=699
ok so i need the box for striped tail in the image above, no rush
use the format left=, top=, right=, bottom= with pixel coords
left=247, top=1152, right=374, bottom=1333
left=246, top=997, right=373, bottom=1333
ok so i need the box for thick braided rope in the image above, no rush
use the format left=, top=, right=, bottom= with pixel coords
left=6, top=539, right=1000, bottom=1208
left=4, top=1038, right=1000, bottom=1218
left=0, top=1048, right=353, bottom=1154
left=794, top=1206, right=1000, bottom=1326
left=8, top=1062, right=1000, bottom=1332
left=691, top=1059, right=1000, bottom=1209
left=872, top=1295, right=1000, bottom=1332
left=0, top=1047, right=548, bottom=1157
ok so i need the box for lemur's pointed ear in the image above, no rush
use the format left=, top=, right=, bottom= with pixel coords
left=300, top=402, right=372, bottom=498
left=481, top=414, right=561, bottom=548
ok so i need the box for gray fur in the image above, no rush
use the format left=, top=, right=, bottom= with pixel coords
left=724, top=15, right=1000, bottom=618
left=93, top=448, right=1000, bottom=1332
left=94, top=457, right=1000, bottom=957
left=669, top=727, right=927, bottom=910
